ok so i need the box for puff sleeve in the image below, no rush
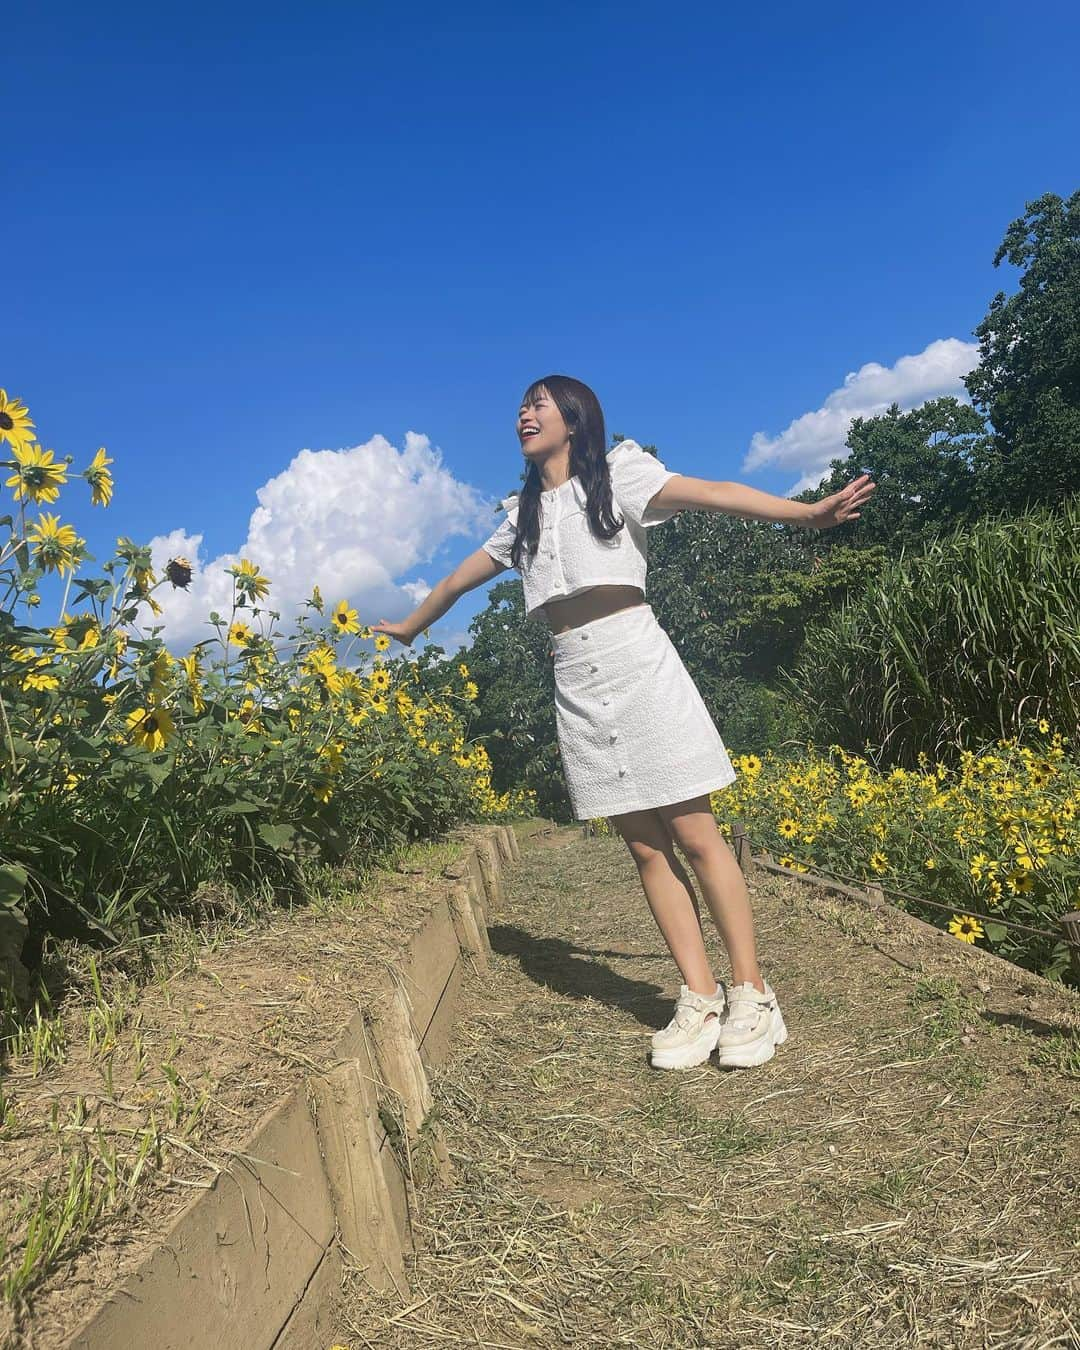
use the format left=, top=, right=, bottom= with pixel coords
left=480, top=494, right=520, bottom=568
left=607, top=438, right=681, bottom=528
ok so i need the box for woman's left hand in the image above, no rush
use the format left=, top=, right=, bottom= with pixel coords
left=804, top=473, right=877, bottom=530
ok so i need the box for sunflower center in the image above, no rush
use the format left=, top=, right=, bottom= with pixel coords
left=144, top=716, right=159, bottom=733
left=0, top=412, right=13, bottom=430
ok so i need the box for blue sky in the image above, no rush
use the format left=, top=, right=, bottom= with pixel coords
left=5, top=1, right=1078, bottom=656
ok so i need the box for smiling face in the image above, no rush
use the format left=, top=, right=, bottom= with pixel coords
left=517, top=384, right=571, bottom=464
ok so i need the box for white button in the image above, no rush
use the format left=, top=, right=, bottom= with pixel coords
left=547, top=551, right=554, bottom=558
left=610, top=732, right=618, bottom=742
left=602, top=697, right=610, bottom=706
left=581, top=633, right=589, bottom=641
left=589, top=663, right=598, bottom=673
left=618, top=766, right=627, bottom=776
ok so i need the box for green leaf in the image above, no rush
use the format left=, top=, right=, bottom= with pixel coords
left=983, top=921, right=1008, bottom=944
left=257, top=823, right=297, bottom=851
left=0, top=863, right=28, bottom=911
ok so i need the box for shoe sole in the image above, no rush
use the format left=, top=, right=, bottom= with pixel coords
left=715, top=1011, right=789, bottom=1069
left=650, top=1017, right=723, bottom=1070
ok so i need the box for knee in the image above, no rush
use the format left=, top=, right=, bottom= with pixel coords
left=625, top=838, right=670, bottom=872
left=668, top=826, right=719, bottom=868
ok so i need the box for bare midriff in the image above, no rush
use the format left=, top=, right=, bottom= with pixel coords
left=542, top=584, right=647, bottom=634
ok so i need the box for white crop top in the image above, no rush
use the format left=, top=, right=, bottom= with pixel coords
left=480, top=438, right=682, bottom=618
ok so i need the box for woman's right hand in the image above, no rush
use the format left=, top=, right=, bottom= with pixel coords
left=370, top=618, right=418, bottom=647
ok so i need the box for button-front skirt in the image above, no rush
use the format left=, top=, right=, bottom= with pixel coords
left=550, top=602, right=738, bottom=821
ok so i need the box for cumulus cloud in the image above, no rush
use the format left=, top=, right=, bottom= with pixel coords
left=144, top=432, right=495, bottom=653
left=743, top=337, right=980, bottom=497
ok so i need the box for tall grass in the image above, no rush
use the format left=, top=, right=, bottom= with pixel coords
left=780, top=495, right=1080, bottom=764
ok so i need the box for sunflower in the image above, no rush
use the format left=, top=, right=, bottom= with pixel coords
left=104, top=629, right=129, bottom=679
left=0, top=390, right=35, bottom=451
left=846, top=781, right=874, bottom=809
left=238, top=697, right=266, bottom=734
left=23, top=666, right=60, bottom=692
left=83, top=447, right=114, bottom=507
left=6, top=444, right=69, bottom=505
left=369, top=666, right=391, bottom=693
left=332, top=600, right=360, bottom=634
left=166, top=556, right=194, bottom=589
left=373, top=633, right=390, bottom=652
left=228, top=621, right=255, bottom=647
left=309, top=584, right=324, bottom=613
left=868, top=850, right=889, bottom=874
left=303, top=642, right=345, bottom=695
left=318, top=740, right=345, bottom=773
left=149, top=649, right=176, bottom=694
left=777, top=817, right=799, bottom=840
left=26, top=513, right=82, bottom=574
left=231, top=558, right=271, bottom=602
left=126, top=704, right=176, bottom=752
left=180, top=651, right=206, bottom=714
left=53, top=611, right=101, bottom=651
left=947, top=913, right=984, bottom=944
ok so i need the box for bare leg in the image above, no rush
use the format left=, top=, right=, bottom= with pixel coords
left=656, top=794, right=765, bottom=993
left=607, top=806, right=719, bottom=1009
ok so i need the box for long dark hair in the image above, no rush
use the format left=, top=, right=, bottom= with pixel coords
left=505, top=374, right=625, bottom=570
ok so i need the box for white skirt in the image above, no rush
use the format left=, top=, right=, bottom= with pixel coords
left=550, top=602, right=738, bottom=821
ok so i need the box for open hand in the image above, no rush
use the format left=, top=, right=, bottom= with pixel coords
left=805, top=473, right=877, bottom=530
left=369, top=618, right=418, bottom=647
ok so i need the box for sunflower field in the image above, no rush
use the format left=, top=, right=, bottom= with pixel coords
left=0, top=388, right=535, bottom=996
left=707, top=734, right=1079, bottom=983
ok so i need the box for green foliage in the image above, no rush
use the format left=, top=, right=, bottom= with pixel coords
left=798, top=397, right=996, bottom=552
left=778, top=496, right=1080, bottom=764
left=963, top=189, right=1080, bottom=508
left=1, top=395, right=534, bottom=982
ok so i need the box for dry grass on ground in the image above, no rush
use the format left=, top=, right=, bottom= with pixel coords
left=0, top=825, right=498, bottom=1350
left=334, top=827, right=1080, bottom=1350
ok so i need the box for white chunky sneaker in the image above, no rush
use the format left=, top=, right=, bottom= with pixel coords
left=715, top=980, right=788, bottom=1068
left=650, top=982, right=727, bottom=1070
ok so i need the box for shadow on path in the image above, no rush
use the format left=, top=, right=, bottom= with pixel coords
left=488, top=922, right=675, bottom=1032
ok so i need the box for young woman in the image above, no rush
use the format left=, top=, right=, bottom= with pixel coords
left=372, top=376, right=875, bottom=1072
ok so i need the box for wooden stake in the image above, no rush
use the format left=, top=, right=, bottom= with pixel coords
left=731, top=819, right=751, bottom=875
left=1060, top=910, right=1080, bottom=981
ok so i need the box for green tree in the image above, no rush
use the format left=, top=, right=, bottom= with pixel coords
left=796, top=396, right=993, bottom=553
left=963, top=189, right=1080, bottom=507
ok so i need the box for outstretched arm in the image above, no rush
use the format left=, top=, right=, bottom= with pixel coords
left=648, top=472, right=876, bottom=530
left=370, top=547, right=507, bottom=647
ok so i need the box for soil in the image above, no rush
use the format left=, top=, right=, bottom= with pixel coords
left=330, top=826, right=1080, bottom=1349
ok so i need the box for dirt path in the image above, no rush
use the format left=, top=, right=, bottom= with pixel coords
left=333, top=826, right=1079, bottom=1349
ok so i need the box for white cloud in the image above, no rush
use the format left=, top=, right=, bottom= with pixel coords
left=144, top=432, right=495, bottom=653
left=743, top=337, right=980, bottom=497
left=400, top=578, right=433, bottom=606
